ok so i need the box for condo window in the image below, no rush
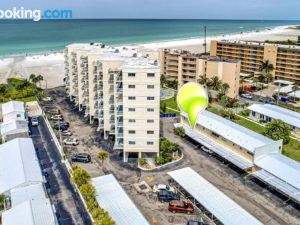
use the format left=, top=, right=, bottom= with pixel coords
left=147, top=85, right=155, bottom=89
left=128, top=73, right=135, bottom=77
left=128, top=85, right=135, bottom=88
left=128, top=108, right=135, bottom=112
left=129, top=130, right=136, bottom=134
left=147, top=97, right=155, bottom=100
left=147, top=73, right=155, bottom=77
left=147, top=141, right=154, bottom=145
left=128, top=119, right=136, bottom=123
left=147, top=131, right=154, bottom=134
left=147, top=108, right=154, bottom=112
left=129, top=141, right=135, bottom=145
left=128, top=96, right=136, bottom=100
left=147, top=120, right=154, bottom=123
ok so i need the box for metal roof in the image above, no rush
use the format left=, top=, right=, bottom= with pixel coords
left=252, top=170, right=300, bottom=203
left=0, top=119, right=28, bottom=137
left=193, top=110, right=274, bottom=153
left=1, top=100, right=25, bottom=114
left=0, top=138, right=43, bottom=193
left=92, top=174, right=150, bottom=225
left=255, top=154, right=300, bottom=190
left=175, top=123, right=253, bottom=169
left=168, top=167, right=263, bottom=225
left=248, top=104, right=300, bottom=128
left=2, top=198, right=57, bottom=225
left=10, top=183, right=46, bottom=207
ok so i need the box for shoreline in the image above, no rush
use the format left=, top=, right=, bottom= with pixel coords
left=0, top=24, right=299, bottom=88
left=0, top=24, right=298, bottom=58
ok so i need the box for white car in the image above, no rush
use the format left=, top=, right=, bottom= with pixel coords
left=31, top=117, right=39, bottom=126
left=42, top=97, right=52, bottom=102
left=153, top=184, right=175, bottom=193
left=241, top=93, right=253, bottom=99
left=50, top=115, right=63, bottom=121
left=61, top=130, right=72, bottom=136
left=63, top=138, right=79, bottom=146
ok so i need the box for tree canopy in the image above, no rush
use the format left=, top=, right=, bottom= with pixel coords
left=263, top=119, right=291, bottom=144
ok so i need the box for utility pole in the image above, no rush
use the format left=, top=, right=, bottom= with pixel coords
left=204, top=26, right=207, bottom=55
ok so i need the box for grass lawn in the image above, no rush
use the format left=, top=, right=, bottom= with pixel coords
left=0, top=78, right=39, bottom=103
left=207, top=105, right=300, bottom=162
left=161, top=97, right=179, bottom=115
left=282, top=139, right=300, bottom=162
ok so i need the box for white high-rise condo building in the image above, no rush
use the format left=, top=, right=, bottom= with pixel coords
left=64, top=43, right=160, bottom=161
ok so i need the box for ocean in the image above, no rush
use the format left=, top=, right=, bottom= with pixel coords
left=0, top=19, right=299, bottom=56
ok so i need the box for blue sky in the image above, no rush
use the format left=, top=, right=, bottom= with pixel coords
left=2, top=0, right=300, bottom=20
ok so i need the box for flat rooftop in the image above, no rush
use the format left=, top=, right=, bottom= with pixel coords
left=0, top=119, right=28, bottom=136
left=10, top=183, right=46, bottom=207
left=0, top=138, right=43, bottom=194
left=92, top=174, right=149, bottom=225
left=2, top=198, right=57, bottom=225
left=168, top=167, right=263, bottom=225
left=248, top=104, right=300, bottom=128
left=190, top=110, right=275, bottom=153
left=255, top=154, right=300, bottom=190
left=217, top=40, right=300, bottom=51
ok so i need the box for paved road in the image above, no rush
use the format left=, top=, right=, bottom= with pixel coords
left=31, top=117, right=92, bottom=225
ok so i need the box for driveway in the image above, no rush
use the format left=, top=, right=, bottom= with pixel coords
left=30, top=117, right=92, bottom=225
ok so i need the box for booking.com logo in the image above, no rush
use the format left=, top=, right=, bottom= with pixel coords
left=0, top=7, right=73, bottom=21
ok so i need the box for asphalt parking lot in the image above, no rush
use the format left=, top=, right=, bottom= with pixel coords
left=44, top=88, right=300, bottom=225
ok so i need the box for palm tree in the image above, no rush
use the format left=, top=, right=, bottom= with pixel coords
left=97, top=150, right=109, bottom=166
left=220, top=83, right=230, bottom=95
left=198, top=75, right=209, bottom=88
left=292, top=85, right=300, bottom=100
left=264, top=73, right=273, bottom=84
left=260, top=60, right=274, bottom=74
left=36, top=74, right=44, bottom=88
left=209, top=76, right=222, bottom=90
left=240, top=77, right=245, bottom=92
left=29, top=74, right=39, bottom=93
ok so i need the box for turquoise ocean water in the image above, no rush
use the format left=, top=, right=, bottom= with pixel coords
left=0, top=19, right=299, bottom=56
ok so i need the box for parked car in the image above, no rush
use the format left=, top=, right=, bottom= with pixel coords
left=31, top=117, right=39, bottom=126
left=63, top=138, right=79, bottom=146
left=50, top=115, right=63, bottom=121
left=61, top=130, right=72, bottom=136
left=168, top=200, right=194, bottom=214
left=42, top=97, right=52, bottom=102
left=44, top=108, right=60, bottom=114
left=55, top=121, right=69, bottom=128
left=241, top=93, right=253, bottom=99
left=53, top=124, right=68, bottom=131
left=187, top=220, right=203, bottom=225
left=200, top=146, right=213, bottom=154
left=157, top=190, right=180, bottom=202
left=71, top=153, right=91, bottom=163
left=153, top=184, right=175, bottom=193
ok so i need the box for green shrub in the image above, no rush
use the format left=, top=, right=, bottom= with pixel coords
left=239, top=109, right=250, bottom=117
left=138, top=158, right=147, bottom=166
left=174, top=127, right=185, bottom=137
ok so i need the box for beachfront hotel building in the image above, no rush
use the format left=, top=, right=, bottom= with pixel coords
left=175, top=110, right=300, bottom=204
left=160, top=49, right=241, bottom=99
left=64, top=43, right=160, bottom=161
left=210, top=40, right=300, bottom=83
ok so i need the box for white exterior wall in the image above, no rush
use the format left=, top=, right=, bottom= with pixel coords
left=122, top=67, right=160, bottom=157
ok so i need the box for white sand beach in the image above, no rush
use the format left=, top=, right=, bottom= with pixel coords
left=0, top=25, right=299, bottom=88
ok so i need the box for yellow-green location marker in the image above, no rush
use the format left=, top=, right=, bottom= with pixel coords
left=177, top=82, right=208, bottom=128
